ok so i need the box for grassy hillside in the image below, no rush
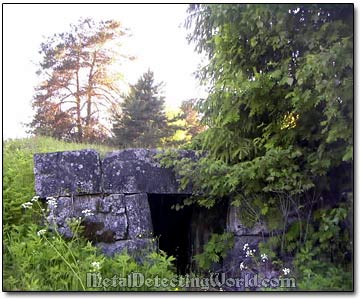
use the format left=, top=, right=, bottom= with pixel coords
left=3, top=136, right=177, bottom=291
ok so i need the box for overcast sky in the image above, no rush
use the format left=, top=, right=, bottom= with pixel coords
left=3, top=4, right=207, bottom=139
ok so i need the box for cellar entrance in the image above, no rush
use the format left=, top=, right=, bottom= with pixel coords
left=148, top=194, right=193, bottom=275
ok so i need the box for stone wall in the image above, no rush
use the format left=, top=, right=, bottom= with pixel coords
left=223, top=204, right=270, bottom=288
left=34, top=148, right=267, bottom=276
left=34, top=149, right=194, bottom=257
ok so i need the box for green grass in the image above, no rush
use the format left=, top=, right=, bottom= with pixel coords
left=5, top=136, right=116, bottom=157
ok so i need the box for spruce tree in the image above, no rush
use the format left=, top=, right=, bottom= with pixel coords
left=112, top=70, right=173, bottom=148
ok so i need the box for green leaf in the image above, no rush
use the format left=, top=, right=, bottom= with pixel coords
left=256, top=20, right=264, bottom=28
left=250, top=37, right=258, bottom=47
left=261, top=205, right=269, bottom=215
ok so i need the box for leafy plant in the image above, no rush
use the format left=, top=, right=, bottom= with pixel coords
left=194, top=232, right=234, bottom=271
left=292, top=204, right=352, bottom=290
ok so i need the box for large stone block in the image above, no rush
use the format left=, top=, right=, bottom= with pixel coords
left=102, top=149, right=195, bottom=194
left=125, top=193, right=153, bottom=239
left=98, top=194, right=128, bottom=241
left=97, top=239, right=156, bottom=258
left=227, top=204, right=268, bottom=236
left=34, top=150, right=101, bottom=198
left=47, top=195, right=128, bottom=242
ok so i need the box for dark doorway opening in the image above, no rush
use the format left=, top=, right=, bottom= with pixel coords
left=148, top=194, right=192, bottom=275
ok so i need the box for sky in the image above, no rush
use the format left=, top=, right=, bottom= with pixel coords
left=3, top=4, right=207, bottom=139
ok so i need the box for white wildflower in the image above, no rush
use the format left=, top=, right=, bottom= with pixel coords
left=240, top=262, right=244, bottom=270
left=246, top=250, right=253, bottom=257
left=31, top=196, right=40, bottom=202
left=82, top=209, right=94, bottom=217
left=37, top=229, right=47, bottom=237
left=243, top=243, right=255, bottom=257
left=91, top=261, right=101, bottom=270
left=46, top=197, right=57, bottom=208
left=282, top=268, right=291, bottom=275
left=240, top=262, right=247, bottom=270
left=21, top=202, right=33, bottom=209
left=243, top=243, right=257, bottom=257
left=261, top=253, right=268, bottom=262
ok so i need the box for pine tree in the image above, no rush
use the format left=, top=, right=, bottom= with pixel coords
left=112, top=70, right=174, bottom=148
left=28, top=18, right=129, bottom=143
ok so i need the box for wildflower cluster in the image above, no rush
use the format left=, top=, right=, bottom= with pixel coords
left=82, top=209, right=94, bottom=217
left=21, top=196, right=41, bottom=209
left=243, top=243, right=256, bottom=257
left=21, top=202, right=33, bottom=209
left=31, top=196, right=39, bottom=202
left=240, top=243, right=267, bottom=271
left=47, top=197, right=57, bottom=208
left=261, top=253, right=268, bottom=263
left=239, top=242, right=292, bottom=283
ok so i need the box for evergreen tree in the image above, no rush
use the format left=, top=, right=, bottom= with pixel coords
left=112, top=70, right=174, bottom=148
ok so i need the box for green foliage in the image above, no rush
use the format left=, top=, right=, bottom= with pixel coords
left=4, top=220, right=97, bottom=291
left=168, top=3, right=353, bottom=290
left=296, top=264, right=352, bottom=291
left=258, top=240, right=278, bottom=261
left=259, top=204, right=352, bottom=290
left=184, top=3, right=352, bottom=206
left=4, top=222, right=177, bottom=291
left=293, top=205, right=352, bottom=289
left=194, top=233, right=234, bottom=270
left=112, top=70, right=179, bottom=148
left=295, top=204, right=352, bottom=282
left=3, top=137, right=177, bottom=291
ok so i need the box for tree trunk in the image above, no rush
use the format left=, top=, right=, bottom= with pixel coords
left=75, top=68, right=83, bottom=142
left=85, top=52, right=97, bottom=140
